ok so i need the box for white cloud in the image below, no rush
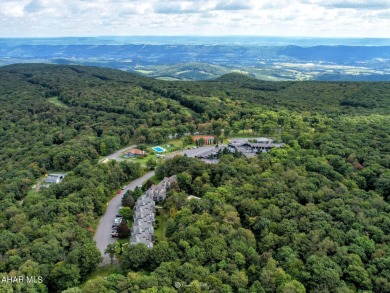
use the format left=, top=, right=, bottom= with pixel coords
left=306, top=0, right=390, bottom=10
left=0, top=0, right=389, bottom=37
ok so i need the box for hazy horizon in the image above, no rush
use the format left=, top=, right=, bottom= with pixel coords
left=2, top=35, right=390, bottom=47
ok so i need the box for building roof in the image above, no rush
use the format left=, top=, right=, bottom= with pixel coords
left=230, top=137, right=273, bottom=144
left=229, top=137, right=283, bottom=150
left=247, top=143, right=274, bottom=148
left=193, top=135, right=215, bottom=140
left=44, top=174, right=66, bottom=183
left=252, top=137, right=273, bottom=143
left=130, top=175, right=177, bottom=248
left=131, top=232, right=151, bottom=242
left=136, top=195, right=154, bottom=205
left=134, top=209, right=154, bottom=221
left=149, top=184, right=166, bottom=193
left=130, top=233, right=153, bottom=248
left=126, top=148, right=145, bottom=155
left=132, top=223, right=154, bottom=235
left=164, top=175, right=177, bottom=185
left=195, top=147, right=224, bottom=159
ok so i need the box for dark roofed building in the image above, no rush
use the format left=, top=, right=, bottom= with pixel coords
left=44, top=174, right=66, bottom=184
left=130, top=175, right=177, bottom=248
left=228, top=137, right=283, bottom=157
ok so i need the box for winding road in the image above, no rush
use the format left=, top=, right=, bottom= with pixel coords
left=94, top=144, right=222, bottom=265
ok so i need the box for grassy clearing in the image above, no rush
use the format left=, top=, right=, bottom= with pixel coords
left=166, top=138, right=184, bottom=148
left=81, top=265, right=118, bottom=289
left=117, top=238, right=129, bottom=246
left=183, top=108, right=193, bottom=117
left=47, top=97, right=69, bottom=108
left=148, top=175, right=161, bottom=185
left=155, top=208, right=167, bottom=242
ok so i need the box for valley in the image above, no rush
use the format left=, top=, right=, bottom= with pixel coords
left=1, top=37, right=390, bottom=81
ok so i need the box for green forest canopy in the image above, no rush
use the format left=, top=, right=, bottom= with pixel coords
left=0, top=64, right=389, bottom=292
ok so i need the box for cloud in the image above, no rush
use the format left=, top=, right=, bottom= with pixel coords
left=153, top=0, right=253, bottom=14
left=214, top=0, right=253, bottom=11
left=0, top=0, right=27, bottom=17
left=153, top=2, right=208, bottom=14
left=0, top=0, right=389, bottom=37
left=23, top=0, right=43, bottom=13
left=305, top=0, right=390, bottom=10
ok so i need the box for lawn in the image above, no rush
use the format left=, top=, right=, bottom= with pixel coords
left=167, top=138, right=198, bottom=149
left=155, top=208, right=167, bottom=242
left=121, top=154, right=155, bottom=164
left=80, top=265, right=118, bottom=289
left=148, top=175, right=161, bottom=185
left=117, top=237, right=130, bottom=246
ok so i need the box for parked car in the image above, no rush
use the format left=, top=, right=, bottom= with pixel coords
left=122, top=186, right=126, bottom=190
left=114, top=217, right=122, bottom=224
left=111, top=229, right=119, bottom=237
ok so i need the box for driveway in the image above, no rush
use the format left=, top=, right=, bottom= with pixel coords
left=99, top=144, right=136, bottom=162
left=178, top=145, right=226, bottom=158
left=94, top=171, right=154, bottom=265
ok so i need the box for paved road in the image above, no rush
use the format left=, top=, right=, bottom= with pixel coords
left=99, top=144, right=136, bottom=162
left=94, top=171, right=154, bottom=265
left=94, top=145, right=223, bottom=265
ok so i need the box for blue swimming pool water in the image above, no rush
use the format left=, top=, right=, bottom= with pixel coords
left=153, top=146, right=165, bottom=153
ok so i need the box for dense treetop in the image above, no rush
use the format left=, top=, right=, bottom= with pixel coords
left=0, top=64, right=389, bottom=292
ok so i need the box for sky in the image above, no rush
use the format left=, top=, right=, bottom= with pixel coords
left=1, top=0, right=390, bottom=38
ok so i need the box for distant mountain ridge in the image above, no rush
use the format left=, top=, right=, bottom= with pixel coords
left=1, top=37, right=390, bottom=81
left=2, top=44, right=390, bottom=63
left=2, top=36, right=390, bottom=46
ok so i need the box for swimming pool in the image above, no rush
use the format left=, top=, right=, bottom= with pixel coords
left=152, top=146, right=166, bottom=153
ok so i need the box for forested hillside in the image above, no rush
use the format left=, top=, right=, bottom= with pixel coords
left=0, top=64, right=390, bottom=292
